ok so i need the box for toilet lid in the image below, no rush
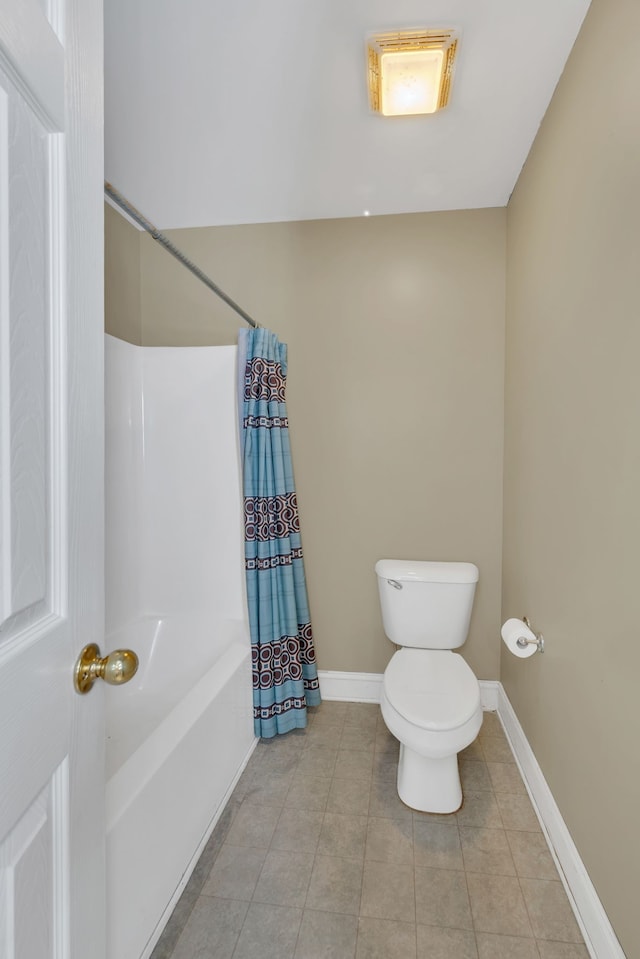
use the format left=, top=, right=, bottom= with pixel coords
left=383, top=648, right=480, bottom=732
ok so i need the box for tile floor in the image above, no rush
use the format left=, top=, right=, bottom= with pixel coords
left=151, top=702, right=589, bottom=959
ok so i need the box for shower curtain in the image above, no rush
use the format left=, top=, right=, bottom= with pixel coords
left=238, top=327, right=321, bottom=738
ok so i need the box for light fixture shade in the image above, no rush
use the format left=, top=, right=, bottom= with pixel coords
left=368, top=29, right=458, bottom=117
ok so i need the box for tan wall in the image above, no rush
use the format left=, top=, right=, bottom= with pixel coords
left=104, top=202, right=142, bottom=344
left=503, top=0, right=640, bottom=953
left=139, top=210, right=506, bottom=677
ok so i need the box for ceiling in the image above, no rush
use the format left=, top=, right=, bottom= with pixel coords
left=104, top=0, right=591, bottom=230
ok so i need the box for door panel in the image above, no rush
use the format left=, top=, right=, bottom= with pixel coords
left=0, top=762, right=69, bottom=957
left=0, top=1, right=104, bottom=957
left=0, top=61, right=51, bottom=627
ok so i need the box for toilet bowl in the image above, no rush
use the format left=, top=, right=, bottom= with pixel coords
left=375, top=559, right=482, bottom=814
left=381, top=647, right=482, bottom=812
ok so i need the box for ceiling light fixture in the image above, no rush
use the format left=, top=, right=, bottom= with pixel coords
left=367, top=29, right=458, bottom=117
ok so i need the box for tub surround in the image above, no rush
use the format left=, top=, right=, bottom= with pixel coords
left=105, top=335, right=248, bottom=635
left=105, top=336, right=255, bottom=959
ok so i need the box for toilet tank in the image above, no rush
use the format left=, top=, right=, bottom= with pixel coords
left=375, top=559, right=479, bottom=649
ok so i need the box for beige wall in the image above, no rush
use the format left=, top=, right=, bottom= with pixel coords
left=130, top=210, right=506, bottom=678
left=503, top=0, right=640, bottom=954
left=104, top=202, right=142, bottom=344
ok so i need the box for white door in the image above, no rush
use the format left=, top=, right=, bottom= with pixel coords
left=0, top=1, right=105, bottom=957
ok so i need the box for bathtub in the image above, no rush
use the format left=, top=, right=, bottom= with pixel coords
left=105, top=337, right=254, bottom=958
left=105, top=614, right=256, bottom=959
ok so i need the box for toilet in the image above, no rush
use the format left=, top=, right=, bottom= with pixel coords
left=375, top=559, right=482, bottom=814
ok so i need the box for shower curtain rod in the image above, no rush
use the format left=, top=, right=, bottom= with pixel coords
left=104, top=182, right=258, bottom=329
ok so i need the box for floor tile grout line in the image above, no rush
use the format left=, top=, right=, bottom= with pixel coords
left=518, top=872, right=545, bottom=953
left=412, top=813, right=420, bottom=951
left=292, top=818, right=326, bottom=959
left=456, top=810, right=482, bottom=956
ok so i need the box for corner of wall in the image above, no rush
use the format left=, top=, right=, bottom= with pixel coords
left=104, top=200, right=143, bottom=345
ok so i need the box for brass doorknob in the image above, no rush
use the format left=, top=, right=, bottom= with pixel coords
left=74, top=643, right=139, bottom=694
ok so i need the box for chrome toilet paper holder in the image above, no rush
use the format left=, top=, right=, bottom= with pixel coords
left=519, top=616, right=545, bottom=654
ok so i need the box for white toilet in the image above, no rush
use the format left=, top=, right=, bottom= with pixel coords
left=376, top=559, right=482, bottom=814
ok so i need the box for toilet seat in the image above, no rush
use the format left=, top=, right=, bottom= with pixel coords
left=383, top=648, right=481, bottom=732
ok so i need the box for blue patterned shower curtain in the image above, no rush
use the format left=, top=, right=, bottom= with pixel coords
left=238, top=327, right=321, bottom=738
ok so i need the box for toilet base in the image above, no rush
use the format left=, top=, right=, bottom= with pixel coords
left=397, top=743, right=462, bottom=814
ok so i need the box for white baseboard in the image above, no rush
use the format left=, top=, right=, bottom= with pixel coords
left=318, top=670, right=383, bottom=702
left=318, top=669, right=500, bottom=712
left=478, top=679, right=500, bottom=711
left=497, top=686, right=625, bottom=959
left=318, top=669, right=624, bottom=959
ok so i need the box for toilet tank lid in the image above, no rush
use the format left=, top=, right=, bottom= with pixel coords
left=375, top=559, right=479, bottom=584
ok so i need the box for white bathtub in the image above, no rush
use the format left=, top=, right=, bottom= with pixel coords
left=105, top=615, right=255, bottom=959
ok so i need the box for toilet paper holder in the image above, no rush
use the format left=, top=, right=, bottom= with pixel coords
left=518, top=616, right=545, bottom=654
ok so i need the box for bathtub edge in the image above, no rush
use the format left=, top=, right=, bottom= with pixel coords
left=137, top=733, right=259, bottom=959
